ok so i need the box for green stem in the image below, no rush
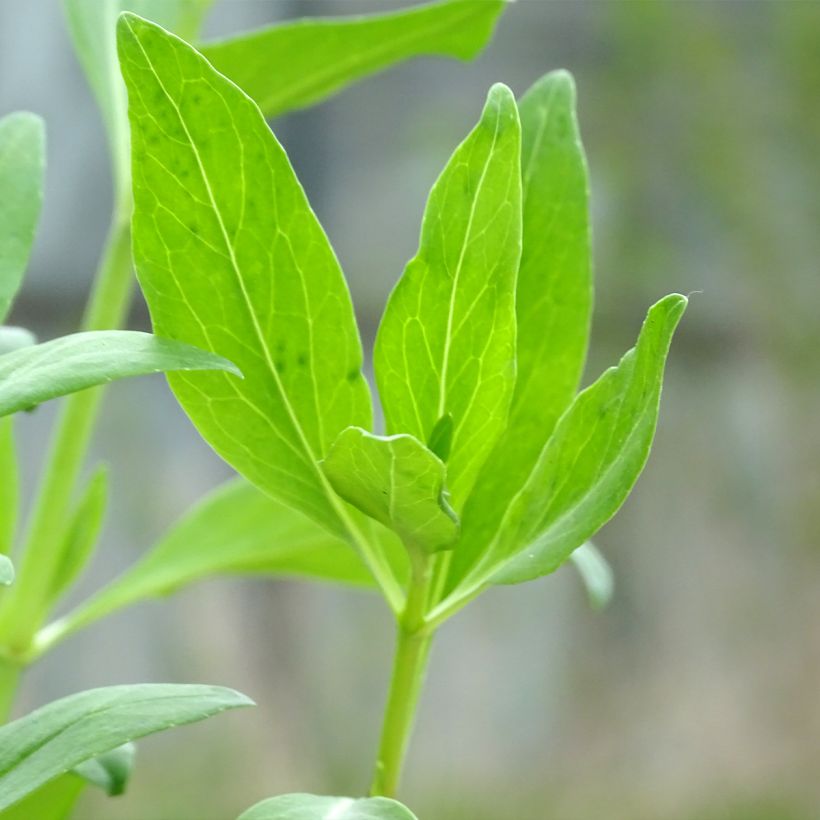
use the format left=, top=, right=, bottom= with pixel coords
left=370, top=550, right=435, bottom=798
left=0, top=214, right=133, bottom=650
left=0, top=657, right=20, bottom=723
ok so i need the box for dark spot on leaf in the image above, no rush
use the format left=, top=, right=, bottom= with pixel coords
left=275, top=359, right=286, bottom=373
left=297, top=353, right=307, bottom=367
left=346, top=368, right=359, bottom=382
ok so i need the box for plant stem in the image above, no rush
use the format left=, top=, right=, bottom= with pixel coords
left=370, top=550, right=435, bottom=798
left=0, top=215, right=133, bottom=650
left=0, top=657, right=20, bottom=723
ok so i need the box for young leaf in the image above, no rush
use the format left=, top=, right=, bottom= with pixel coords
left=72, top=743, right=135, bottom=797
left=201, top=0, right=505, bottom=119
left=0, top=683, right=253, bottom=812
left=451, top=294, right=686, bottom=592
left=238, top=794, right=418, bottom=820
left=448, top=70, right=592, bottom=591
left=569, top=541, right=613, bottom=610
left=36, top=478, right=377, bottom=653
left=0, top=331, right=238, bottom=419
left=46, top=466, right=109, bottom=607
left=0, top=418, right=18, bottom=555
left=119, top=14, right=373, bottom=538
left=0, top=327, right=36, bottom=356
left=0, top=555, right=13, bottom=586
left=323, top=427, right=459, bottom=554
left=374, top=83, right=521, bottom=510
left=0, top=112, right=45, bottom=323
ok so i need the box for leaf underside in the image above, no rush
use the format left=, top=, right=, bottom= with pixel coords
left=238, top=793, right=418, bottom=820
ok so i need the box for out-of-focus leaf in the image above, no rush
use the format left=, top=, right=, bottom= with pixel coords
left=0, top=328, right=36, bottom=356
left=323, top=427, right=459, bottom=554
left=0, top=419, right=18, bottom=555
left=0, top=773, right=84, bottom=820
left=0, top=113, right=44, bottom=323
left=374, top=83, right=521, bottom=511
left=0, top=555, right=13, bottom=587
left=72, top=743, right=135, bottom=797
left=0, top=331, right=239, bottom=419
left=569, top=541, right=613, bottom=609
left=0, top=684, right=253, bottom=812
left=202, top=0, right=505, bottom=119
left=120, top=14, right=372, bottom=537
left=238, top=793, right=418, bottom=820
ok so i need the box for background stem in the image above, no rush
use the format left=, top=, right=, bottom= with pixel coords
left=0, top=657, right=20, bottom=723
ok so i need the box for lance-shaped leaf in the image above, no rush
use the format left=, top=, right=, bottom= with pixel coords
left=569, top=541, right=613, bottom=610
left=0, top=331, right=238, bottom=419
left=448, top=71, right=592, bottom=591
left=119, top=14, right=372, bottom=537
left=0, top=418, right=18, bottom=555
left=323, top=427, right=459, bottom=554
left=202, top=0, right=505, bottom=119
left=36, top=478, right=377, bottom=653
left=0, top=683, right=253, bottom=812
left=452, top=294, right=686, bottom=591
left=374, top=83, right=521, bottom=510
left=0, top=112, right=45, bottom=323
left=0, top=555, right=13, bottom=586
left=238, top=794, right=418, bottom=820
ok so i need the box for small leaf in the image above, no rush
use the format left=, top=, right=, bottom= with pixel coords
left=39, top=479, right=376, bottom=648
left=47, top=466, right=109, bottom=607
left=569, top=541, right=613, bottom=610
left=0, top=683, right=253, bottom=812
left=0, top=330, right=239, bottom=419
left=0, top=112, right=45, bottom=323
left=0, top=418, right=18, bottom=555
left=238, top=793, right=418, bottom=820
left=0, top=555, right=13, bottom=586
left=202, top=0, right=505, bottom=119
left=72, top=743, right=135, bottom=797
left=120, top=14, right=372, bottom=537
left=0, top=327, right=36, bottom=356
left=323, top=427, right=459, bottom=554
left=374, top=83, right=522, bottom=511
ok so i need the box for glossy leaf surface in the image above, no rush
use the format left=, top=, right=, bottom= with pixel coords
left=238, top=793, right=418, bottom=820
left=375, top=83, right=521, bottom=510
left=0, top=328, right=36, bottom=356
left=324, top=427, right=459, bottom=553
left=120, top=14, right=371, bottom=536
left=0, top=331, right=238, bottom=419
left=0, top=113, right=44, bottom=322
left=0, top=555, right=13, bottom=586
left=202, top=0, right=504, bottom=119
left=0, top=684, right=252, bottom=811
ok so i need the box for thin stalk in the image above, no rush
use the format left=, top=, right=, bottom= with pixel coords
left=0, top=214, right=133, bottom=650
left=370, top=550, right=435, bottom=798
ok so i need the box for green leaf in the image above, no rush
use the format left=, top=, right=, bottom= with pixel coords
left=0, top=328, right=36, bottom=356
left=0, top=773, right=84, bottom=820
left=120, top=14, right=372, bottom=537
left=478, top=294, right=687, bottom=586
left=201, top=0, right=505, bottom=120
left=72, top=743, right=134, bottom=797
left=47, top=466, right=109, bottom=607
left=0, top=418, right=18, bottom=555
left=0, top=331, right=239, bottom=420
left=0, top=683, right=253, bottom=812
left=0, top=112, right=45, bottom=323
left=569, top=541, right=613, bottom=610
left=38, top=478, right=376, bottom=650
left=448, top=70, right=592, bottom=592
left=323, top=427, right=459, bottom=554
left=374, top=83, right=522, bottom=510
left=63, top=0, right=213, bottom=200
left=238, top=794, right=418, bottom=820
left=0, top=555, right=13, bottom=587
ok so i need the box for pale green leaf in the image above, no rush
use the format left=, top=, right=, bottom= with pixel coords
left=451, top=72, right=593, bottom=589
left=0, top=418, right=18, bottom=555
left=323, top=427, right=459, bottom=553
left=0, top=331, right=239, bottom=419
left=374, top=83, right=521, bottom=510
left=72, top=743, right=135, bottom=797
left=63, top=0, right=213, bottom=197
left=0, top=328, right=36, bottom=356
left=120, top=14, right=371, bottom=536
left=47, top=466, right=109, bottom=607
left=0, top=113, right=45, bottom=323
left=201, top=0, right=505, bottom=119
left=0, top=684, right=253, bottom=812
left=0, top=773, right=84, bottom=820
left=238, top=793, right=418, bottom=820
left=450, top=294, right=686, bottom=592
left=569, top=541, right=613, bottom=610
left=38, top=478, right=376, bottom=651
left=0, top=555, right=13, bottom=586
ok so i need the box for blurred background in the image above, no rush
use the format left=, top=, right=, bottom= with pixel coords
left=2, top=1, right=819, bottom=818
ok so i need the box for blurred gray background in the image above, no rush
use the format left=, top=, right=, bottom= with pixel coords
left=2, top=1, right=819, bottom=818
